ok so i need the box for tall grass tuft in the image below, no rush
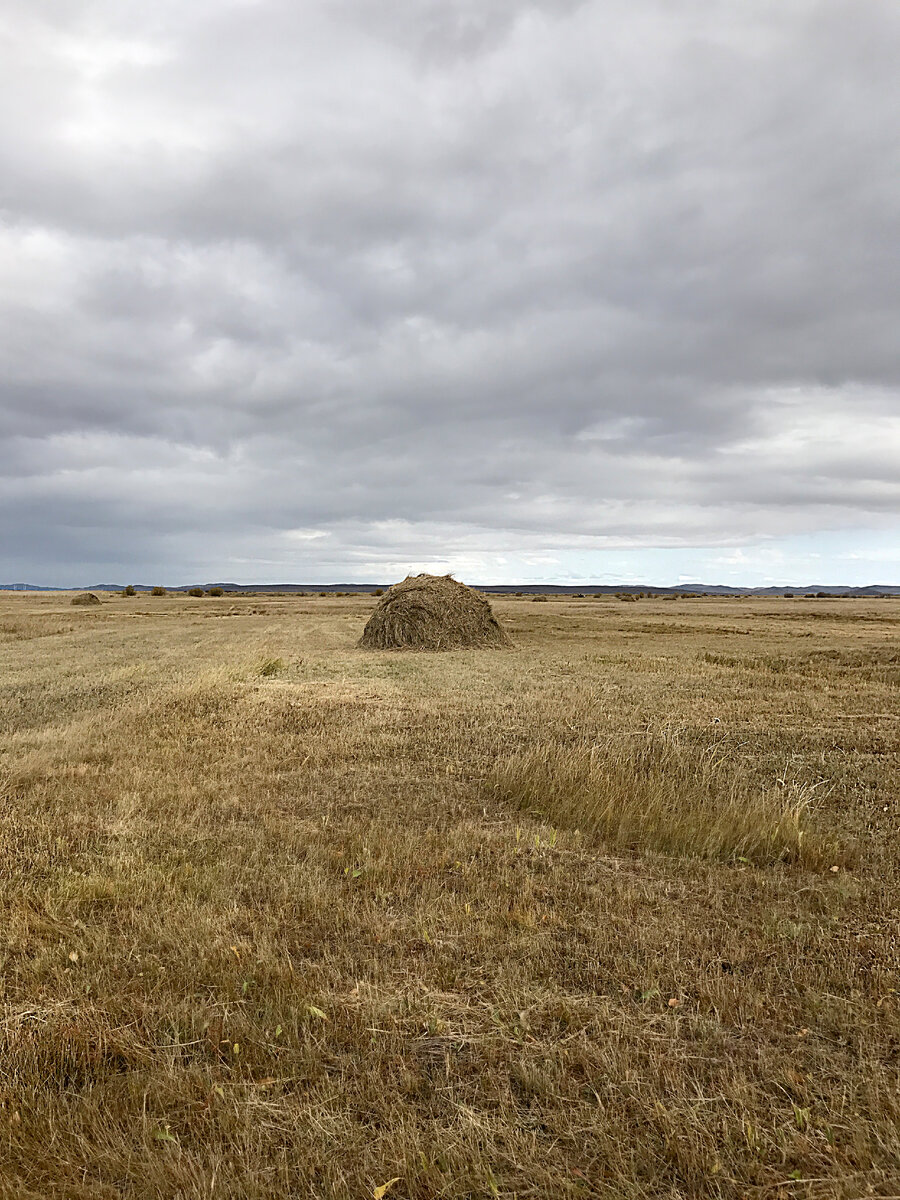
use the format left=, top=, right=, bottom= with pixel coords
left=258, top=656, right=285, bottom=677
left=492, top=732, right=834, bottom=866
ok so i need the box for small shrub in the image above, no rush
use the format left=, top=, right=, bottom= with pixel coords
left=319, top=592, right=327, bottom=597
left=492, top=733, right=835, bottom=866
left=207, top=588, right=224, bottom=597
left=374, top=589, right=385, bottom=597
left=188, top=588, right=204, bottom=598
left=151, top=587, right=167, bottom=597
left=258, top=657, right=285, bottom=677
left=122, top=585, right=136, bottom=597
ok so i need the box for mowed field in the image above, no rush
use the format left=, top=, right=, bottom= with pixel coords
left=0, top=591, right=898, bottom=1200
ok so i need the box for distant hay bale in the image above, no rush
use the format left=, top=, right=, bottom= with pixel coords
left=532, top=595, right=548, bottom=603
left=71, top=592, right=100, bottom=606
left=358, top=574, right=511, bottom=651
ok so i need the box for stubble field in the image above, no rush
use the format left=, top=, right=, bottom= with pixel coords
left=0, top=590, right=898, bottom=1199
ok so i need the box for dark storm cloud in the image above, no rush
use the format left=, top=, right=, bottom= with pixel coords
left=1, top=0, right=898, bottom=583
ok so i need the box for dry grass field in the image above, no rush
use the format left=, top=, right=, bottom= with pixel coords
left=0, top=590, right=898, bottom=1199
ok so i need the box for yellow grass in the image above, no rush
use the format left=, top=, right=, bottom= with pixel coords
left=0, top=589, right=898, bottom=1198
left=492, top=731, right=845, bottom=867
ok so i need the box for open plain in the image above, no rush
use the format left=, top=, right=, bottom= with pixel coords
left=0, top=591, right=898, bottom=1199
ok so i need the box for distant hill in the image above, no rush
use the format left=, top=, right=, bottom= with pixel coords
left=4, top=581, right=900, bottom=596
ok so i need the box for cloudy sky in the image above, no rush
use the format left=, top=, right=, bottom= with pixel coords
left=1, top=1, right=898, bottom=586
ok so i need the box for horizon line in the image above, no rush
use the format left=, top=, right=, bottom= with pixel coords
left=3, top=580, right=900, bottom=594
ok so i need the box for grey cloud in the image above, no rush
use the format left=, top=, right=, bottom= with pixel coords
left=0, top=0, right=898, bottom=584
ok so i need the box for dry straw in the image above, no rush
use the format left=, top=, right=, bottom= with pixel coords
left=492, top=732, right=835, bottom=865
left=358, top=573, right=511, bottom=651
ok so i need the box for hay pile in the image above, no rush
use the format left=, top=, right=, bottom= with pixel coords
left=71, top=592, right=101, bottom=606
left=358, top=574, right=511, bottom=651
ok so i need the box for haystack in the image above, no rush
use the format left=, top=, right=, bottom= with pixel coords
left=71, top=592, right=101, bottom=606
left=358, top=574, right=511, bottom=651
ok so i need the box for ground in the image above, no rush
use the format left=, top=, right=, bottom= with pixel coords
left=0, top=590, right=898, bottom=1199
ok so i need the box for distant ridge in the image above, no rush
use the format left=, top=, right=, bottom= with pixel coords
left=3, top=582, right=899, bottom=596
